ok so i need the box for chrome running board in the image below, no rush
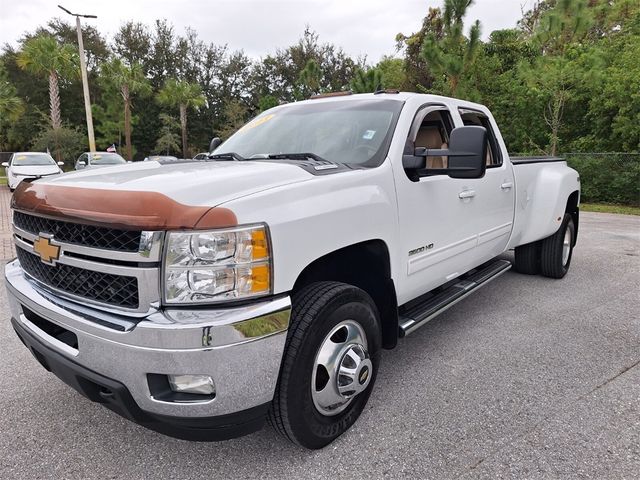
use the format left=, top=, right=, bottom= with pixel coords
left=399, top=259, right=511, bottom=337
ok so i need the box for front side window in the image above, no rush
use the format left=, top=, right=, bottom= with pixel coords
left=414, top=109, right=454, bottom=170
left=403, top=106, right=455, bottom=180
left=90, top=153, right=126, bottom=165
left=216, top=99, right=404, bottom=168
left=11, top=153, right=55, bottom=166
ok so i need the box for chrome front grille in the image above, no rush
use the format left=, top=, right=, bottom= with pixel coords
left=12, top=213, right=163, bottom=315
left=13, top=211, right=142, bottom=252
left=16, top=247, right=140, bottom=308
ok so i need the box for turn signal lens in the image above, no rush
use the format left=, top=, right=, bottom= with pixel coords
left=250, top=264, right=270, bottom=292
left=251, top=229, right=269, bottom=260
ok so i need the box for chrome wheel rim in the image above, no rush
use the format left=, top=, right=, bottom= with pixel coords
left=562, top=228, right=572, bottom=266
left=311, top=320, right=372, bottom=416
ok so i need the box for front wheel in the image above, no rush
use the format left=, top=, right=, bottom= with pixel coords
left=269, top=281, right=381, bottom=449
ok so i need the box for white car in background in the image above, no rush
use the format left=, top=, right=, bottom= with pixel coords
left=2, top=152, right=64, bottom=191
left=75, top=152, right=127, bottom=170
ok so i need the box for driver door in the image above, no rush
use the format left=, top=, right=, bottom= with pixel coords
left=395, top=105, right=483, bottom=302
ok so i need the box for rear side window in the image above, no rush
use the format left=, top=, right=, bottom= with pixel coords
left=459, top=109, right=502, bottom=167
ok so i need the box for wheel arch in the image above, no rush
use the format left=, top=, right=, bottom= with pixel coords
left=292, top=239, right=399, bottom=349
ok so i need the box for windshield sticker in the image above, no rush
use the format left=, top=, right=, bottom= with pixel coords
left=16, top=155, right=27, bottom=160
left=93, top=155, right=102, bottom=159
left=362, top=130, right=376, bottom=140
left=238, top=114, right=276, bottom=134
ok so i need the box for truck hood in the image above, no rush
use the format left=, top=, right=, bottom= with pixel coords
left=40, top=160, right=313, bottom=206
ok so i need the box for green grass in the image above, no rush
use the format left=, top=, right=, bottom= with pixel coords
left=0, top=177, right=6, bottom=186
left=581, top=203, right=640, bottom=216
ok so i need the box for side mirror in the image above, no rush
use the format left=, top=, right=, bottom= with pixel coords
left=446, top=126, right=487, bottom=179
left=1, top=162, right=9, bottom=168
left=209, top=137, right=222, bottom=153
left=57, top=162, right=64, bottom=166
left=403, top=126, right=487, bottom=180
left=76, top=161, right=86, bottom=169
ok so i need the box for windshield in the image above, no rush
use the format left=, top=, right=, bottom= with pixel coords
left=216, top=99, right=403, bottom=167
left=91, top=153, right=126, bottom=165
left=12, top=153, right=56, bottom=166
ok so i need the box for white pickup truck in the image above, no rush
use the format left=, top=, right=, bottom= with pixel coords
left=5, top=92, right=580, bottom=449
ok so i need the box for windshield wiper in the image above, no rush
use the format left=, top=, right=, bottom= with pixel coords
left=208, top=152, right=246, bottom=161
left=266, top=152, right=329, bottom=162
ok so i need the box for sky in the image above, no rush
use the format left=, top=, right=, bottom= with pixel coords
left=0, top=0, right=535, bottom=62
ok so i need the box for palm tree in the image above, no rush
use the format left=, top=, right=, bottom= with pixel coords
left=350, top=68, right=384, bottom=93
left=101, top=58, right=151, bottom=160
left=420, top=0, right=481, bottom=96
left=0, top=81, right=24, bottom=121
left=157, top=79, right=206, bottom=158
left=17, top=35, right=77, bottom=130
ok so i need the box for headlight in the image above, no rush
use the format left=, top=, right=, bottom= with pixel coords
left=163, top=224, right=271, bottom=304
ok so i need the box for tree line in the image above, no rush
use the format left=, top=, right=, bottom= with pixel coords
left=0, top=0, right=638, bottom=170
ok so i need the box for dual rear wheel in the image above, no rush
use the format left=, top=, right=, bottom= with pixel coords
left=514, top=213, right=575, bottom=278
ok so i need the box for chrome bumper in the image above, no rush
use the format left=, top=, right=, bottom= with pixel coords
left=4, top=259, right=290, bottom=418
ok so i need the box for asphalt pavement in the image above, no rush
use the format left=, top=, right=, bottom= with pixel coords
left=0, top=211, right=638, bottom=479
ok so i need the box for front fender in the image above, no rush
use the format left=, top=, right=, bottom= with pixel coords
left=219, top=165, right=399, bottom=295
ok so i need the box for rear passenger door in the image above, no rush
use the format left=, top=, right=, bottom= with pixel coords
left=456, top=108, right=515, bottom=263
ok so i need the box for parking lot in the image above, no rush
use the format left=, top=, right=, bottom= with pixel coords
left=0, top=189, right=638, bottom=479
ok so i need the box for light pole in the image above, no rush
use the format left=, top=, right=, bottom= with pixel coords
left=58, top=4, right=97, bottom=152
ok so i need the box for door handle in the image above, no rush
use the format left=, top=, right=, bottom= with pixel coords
left=458, top=190, right=476, bottom=199
left=501, top=182, right=513, bottom=190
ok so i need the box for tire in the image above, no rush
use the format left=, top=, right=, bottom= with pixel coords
left=540, top=213, right=575, bottom=279
left=269, top=281, right=381, bottom=449
left=514, top=241, right=541, bottom=275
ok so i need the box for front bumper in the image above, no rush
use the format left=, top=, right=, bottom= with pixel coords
left=5, top=260, right=291, bottom=440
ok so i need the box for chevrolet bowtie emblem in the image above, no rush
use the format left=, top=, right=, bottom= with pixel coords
left=33, top=236, right=61, bottom=264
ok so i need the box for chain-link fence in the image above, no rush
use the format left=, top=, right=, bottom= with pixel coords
left=563, top=153, right=640, bottom=206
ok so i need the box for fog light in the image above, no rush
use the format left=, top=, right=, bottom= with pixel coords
left=167, top=374, right=215, bottom=395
